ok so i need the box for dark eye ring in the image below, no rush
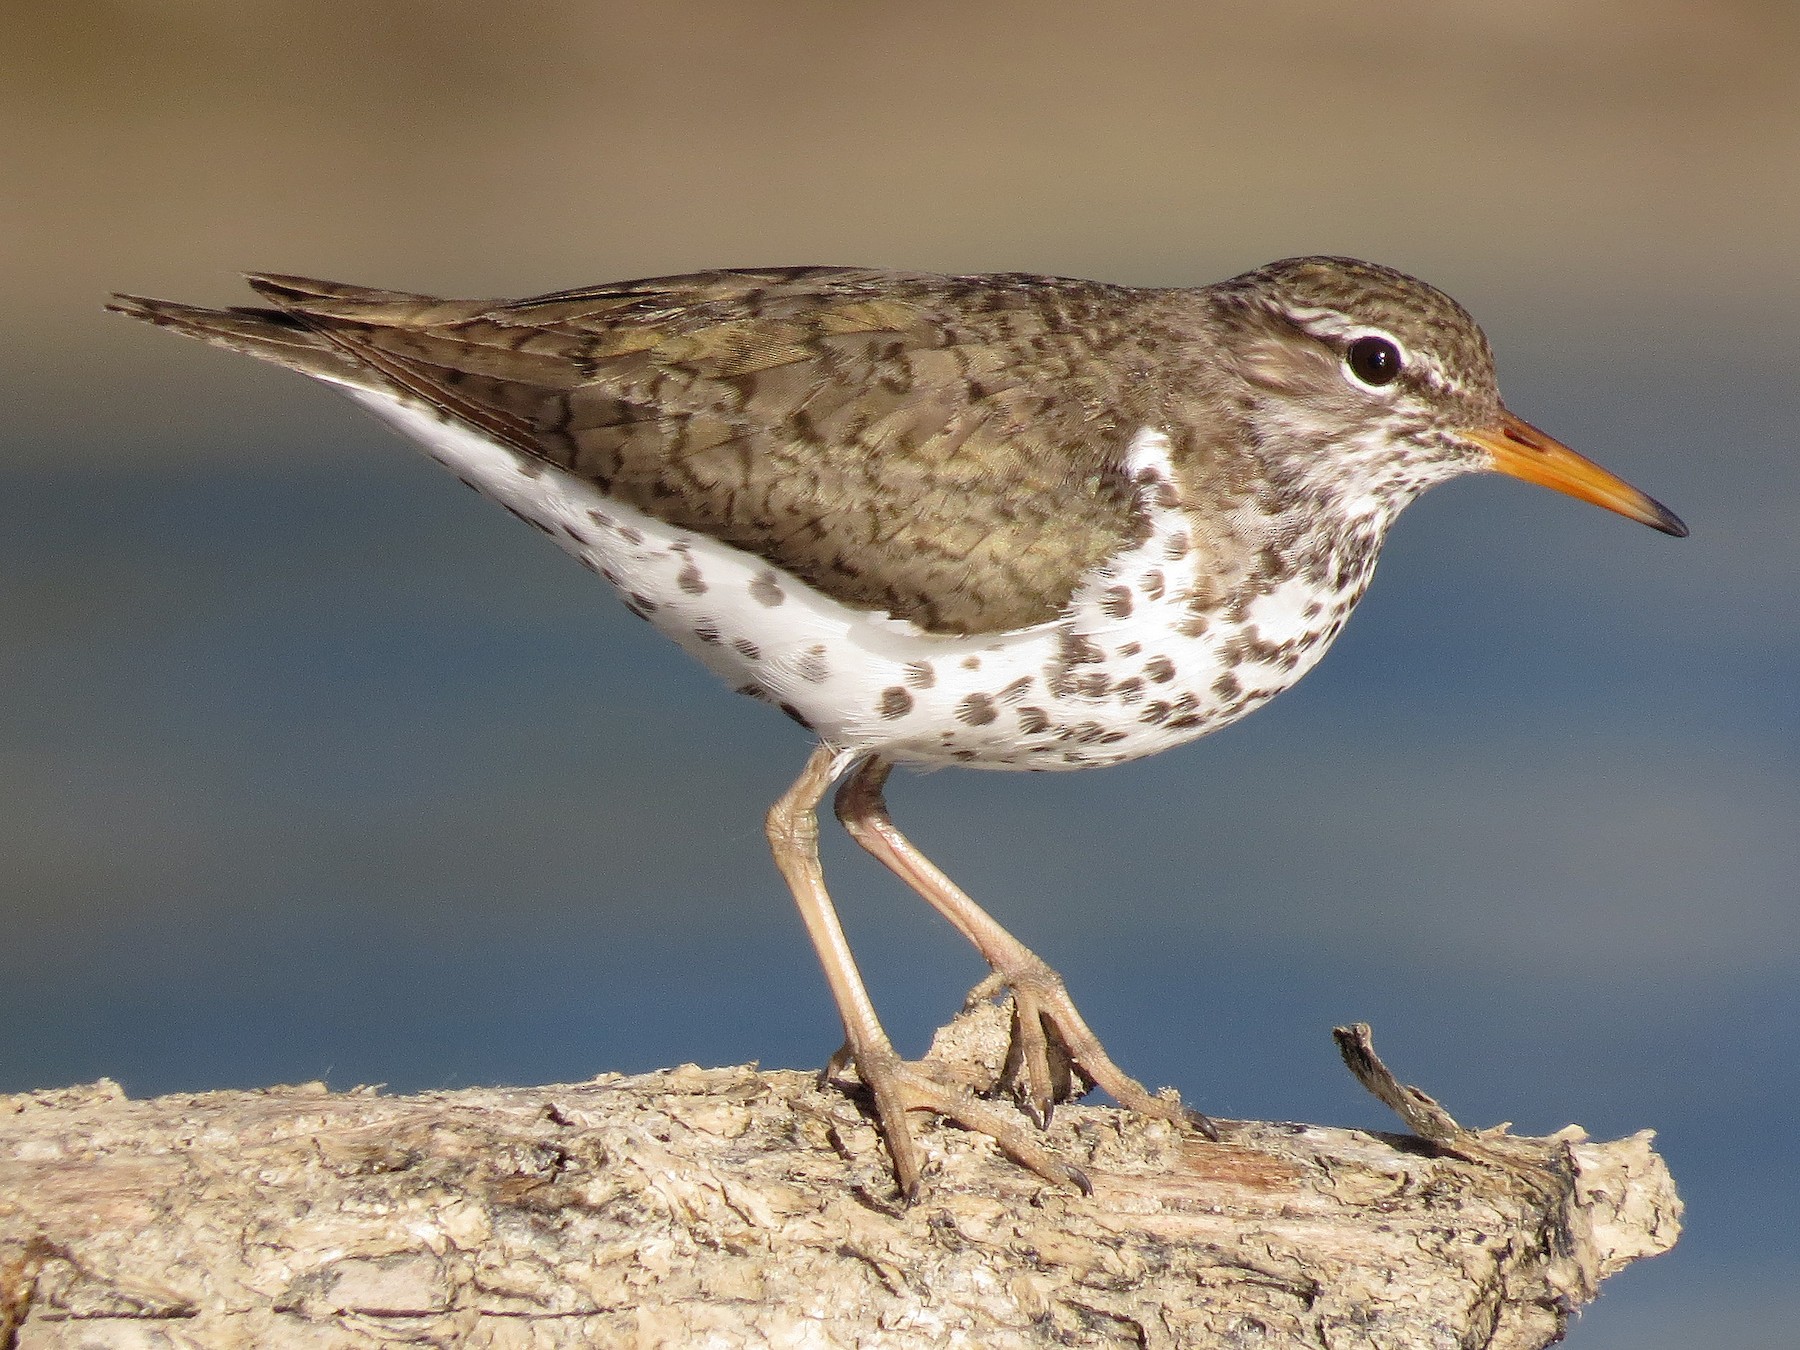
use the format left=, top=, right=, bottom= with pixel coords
left=1346, top=335, right=1403, bottom=387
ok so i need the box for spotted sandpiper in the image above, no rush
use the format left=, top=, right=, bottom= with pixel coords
left=110, top=258, right=1685, bottom=1195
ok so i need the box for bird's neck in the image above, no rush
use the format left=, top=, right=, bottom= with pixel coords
left=1164, top=420, right=1410, bottom=628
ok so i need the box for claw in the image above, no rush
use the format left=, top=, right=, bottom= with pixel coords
left=1184, top=1106, right=1223, bottom=1141
left=822, top=1039, right=855, bottom=1086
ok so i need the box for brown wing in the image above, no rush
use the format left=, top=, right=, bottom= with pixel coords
left=152, top=269, right=1177, bottom=634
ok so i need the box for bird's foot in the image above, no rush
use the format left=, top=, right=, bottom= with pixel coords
left=822, top=1040, right=1093, bottom=1200
left=966, top=961, right=1220, bottom=1140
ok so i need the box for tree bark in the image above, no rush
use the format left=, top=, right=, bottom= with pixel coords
left=0, top=1009, right=1679, bottom=1349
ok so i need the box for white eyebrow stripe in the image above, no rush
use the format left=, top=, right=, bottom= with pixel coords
left=1279, top=305, right=1475, bottom=400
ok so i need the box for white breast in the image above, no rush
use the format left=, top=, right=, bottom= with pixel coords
left=350, top=394, right=1363, bottom=770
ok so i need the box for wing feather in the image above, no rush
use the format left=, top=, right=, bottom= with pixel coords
left=119, top=269, right=1183, bottom=634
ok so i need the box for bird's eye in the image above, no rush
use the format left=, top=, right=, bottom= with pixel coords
left=1346, top=335, right=1402, bottom=387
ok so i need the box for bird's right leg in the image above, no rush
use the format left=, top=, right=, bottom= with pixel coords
left=766, top=744, right=1090, bottom=1198
left=832, top=756, right=1218, bottom=1138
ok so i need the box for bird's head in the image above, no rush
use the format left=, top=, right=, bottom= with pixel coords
left=1204, top=256, right=1687, bottom=537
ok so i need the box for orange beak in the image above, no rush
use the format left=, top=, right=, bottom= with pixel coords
left=1460, top=409, right=1687, bottom=537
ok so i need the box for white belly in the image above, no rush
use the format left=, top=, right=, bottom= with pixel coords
left=351, top=393, right=1364, bottom=770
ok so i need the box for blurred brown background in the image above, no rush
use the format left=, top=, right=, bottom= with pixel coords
left=12, top=1, right=1800, bottom=443
left=4, top=5, right=1798, bottom=1347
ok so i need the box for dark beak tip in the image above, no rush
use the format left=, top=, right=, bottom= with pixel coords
left=1650, top=502, right=1690, bottom=538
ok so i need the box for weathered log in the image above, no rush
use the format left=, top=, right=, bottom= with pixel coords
left=0, top=1009, right=1679, bottom=1349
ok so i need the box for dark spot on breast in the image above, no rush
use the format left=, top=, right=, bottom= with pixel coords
left=1113, top=677, right=1144, bottom=702
left=1058, top=629, right=1105, bottom=666
left=998, top=676, right=1033, bottom=703
left=1074, top=673, right=1112, bottom=698
left=749, top=570, right=786, bottom=607
left=1166, top=713, right=1206, bottom=730
left=1213, top=672, right=1242, bottom=700
left=620, top=525, right=644, bottom=546
left=1164, top=532, right=1190, bottom=562
left=1117, top=641, right=1141, bottom=657
left=957, top=693, right=998, bottom=726
left=879, top=687, right=914, bottom=719
left=732, top=638, right=762, bottom=661
left=1018, top=706, right=1051, bottom=733
left=778, top=701, right=812, bottom=730
left=962, top=655, right=981, bottom=670
left=1100, top=586, right=1133, bottom=620
left=1140, top=701, right=1173, bottom=724
left=1144, top=655, right=1176, bottom=683
left=1141, top=570, right=1166, bottom=600
left=796, top=644, right=831, bottom=683
left=624, top=592, right=658, bottom=619
left=952, top=749, right=979, bottom=762
left=678, top=562, right=707, bottom=594
left=587, top=508, right=615, bottom=529
left=696, top=622, right=721, bottom=645
left=904, top=661, right=936, bottom=689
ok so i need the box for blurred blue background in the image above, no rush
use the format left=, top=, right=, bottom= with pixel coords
left=4, top=4, right=1796, bottom=1343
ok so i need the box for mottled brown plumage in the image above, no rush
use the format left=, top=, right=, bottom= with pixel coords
left=131, top=268, right=1221, bottom=632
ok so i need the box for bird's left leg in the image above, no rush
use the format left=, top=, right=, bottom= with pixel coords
left=834, top=756, right=1218, bottom=1136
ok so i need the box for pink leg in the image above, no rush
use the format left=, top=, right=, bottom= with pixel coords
left=766, top=745, right=1092, bottom=1197
left=833, top=757, right=1216, bottom=1137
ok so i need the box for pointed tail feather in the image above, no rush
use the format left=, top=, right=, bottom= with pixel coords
left=242, top=273, right=435, bottom=305
left=244, top=273, right=493, bottom=326
left=105, top=292, right=374, bottom=389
